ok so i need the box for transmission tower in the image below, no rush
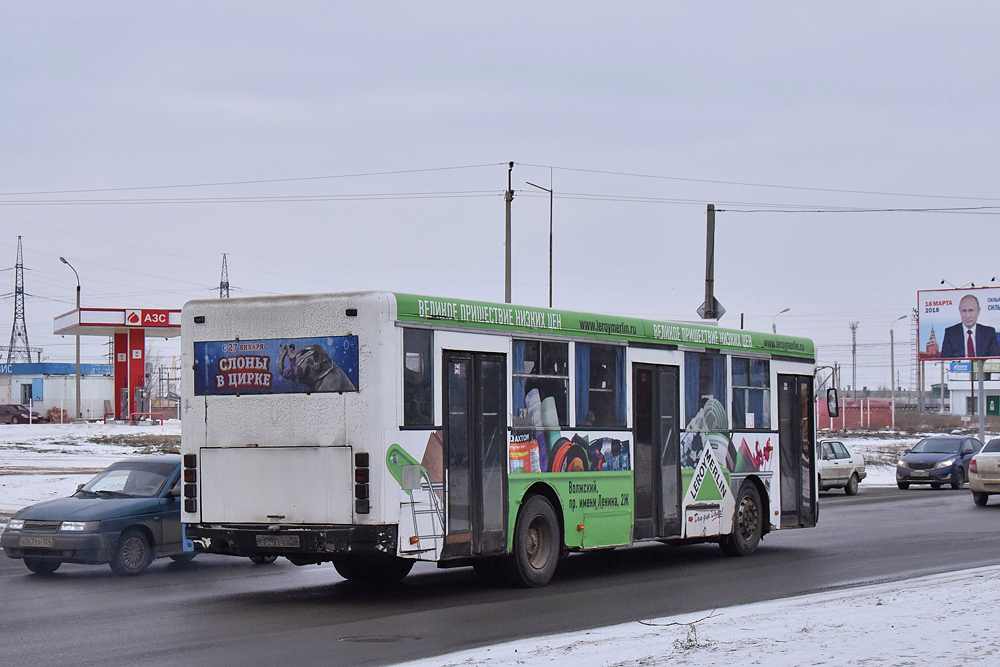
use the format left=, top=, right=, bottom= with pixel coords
left=7, top=236, right=31, bottom=363
left=219, top=253, right=230, bottom=298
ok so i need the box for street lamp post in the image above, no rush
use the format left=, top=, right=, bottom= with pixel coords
left=59, top=257, right=81, bottom=420
left=890, top=315, right=907, bottom=429
left=525, top=178, right=554, bottom=308
left=772, top=307, right=790, bottom=334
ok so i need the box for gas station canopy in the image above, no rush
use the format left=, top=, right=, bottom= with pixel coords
left=54, top=307, right=181, bottom=338
left=53, top=307, right=181, bottom=420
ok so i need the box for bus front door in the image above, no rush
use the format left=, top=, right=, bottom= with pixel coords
left=632, top=364, right=681, bottom=540
left=442, top=351, right=508, bottom=558
left=778, top=374, right=816, bottom=528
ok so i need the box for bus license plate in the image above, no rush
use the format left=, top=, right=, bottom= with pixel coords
left=20, top=536, right=54, bottom=548
left=256, top=535, right=299, bottom=548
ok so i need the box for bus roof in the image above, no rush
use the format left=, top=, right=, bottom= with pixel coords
left=394, top=293, right=814, bottom=360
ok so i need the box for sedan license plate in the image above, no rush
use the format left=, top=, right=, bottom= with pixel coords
left=911, top=470, right=929, bottom=477
left=20, top=536, right=54, bottom=548
left=255, top=535, right=299, bottom=548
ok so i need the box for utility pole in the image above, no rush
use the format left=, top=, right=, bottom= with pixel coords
left=850, top=322, right=859, bottom=398
left=890, top=315, right=906, bottom=429
left=697, top=204, right=725, bottom=320
left=504, top=161, right=514, bottom=304
left=526, top=173, right=554, bottom=308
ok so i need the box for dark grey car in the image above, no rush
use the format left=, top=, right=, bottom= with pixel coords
left=1, top=456, right=192, bottom=575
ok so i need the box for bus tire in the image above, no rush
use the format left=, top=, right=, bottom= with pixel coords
left=719, top=483, right=762, bottom=557
left=473, top=556, right=507, bottom=586
left=507, top=494, right=560, bottom=588
left=24, top=558, right=61, bottom=575
left=332, top=554, right=413, bottom=584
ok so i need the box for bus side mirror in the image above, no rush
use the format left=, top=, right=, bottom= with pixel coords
left=827, top=388, right=839, bottom=418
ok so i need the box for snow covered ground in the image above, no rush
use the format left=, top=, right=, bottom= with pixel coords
left=0, top=420, right=182, bottom=518
left=2, top=424, right=998, bottom=666
left=396, top=565, right=1000, bottom=666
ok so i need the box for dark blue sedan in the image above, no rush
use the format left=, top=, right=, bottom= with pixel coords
left=0, top=455, right=192, bottom=575
left=896, top=436, right=981, bottom=490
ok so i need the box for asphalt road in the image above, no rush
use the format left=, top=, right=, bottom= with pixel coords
left=3, top=486, right=999, bottom=667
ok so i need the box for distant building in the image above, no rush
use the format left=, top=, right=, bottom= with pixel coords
left=0, top=362, right=113, bottom=421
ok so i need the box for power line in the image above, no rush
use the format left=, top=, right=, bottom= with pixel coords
left=0, top=163, right=504, bottom=197
left=517, top=162, right=1000, bottom=203
left=0, top=190, right=500, bottom=206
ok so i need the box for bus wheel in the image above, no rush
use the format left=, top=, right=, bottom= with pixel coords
left=720, top=483, right=762, bottom=557
left=24, top=558, right=61, bottom=575
left=473, top=556, right=508, bottom=586
left=249, top=555, right=278, bottom=565
left=332, top=554, right=413, bottom=584
left=508, top=495, right=560, bottom=587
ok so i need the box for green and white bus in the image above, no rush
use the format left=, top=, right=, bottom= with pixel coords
left=180, top=291, right=819, bottom=587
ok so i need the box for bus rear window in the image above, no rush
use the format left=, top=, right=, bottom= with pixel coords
left=403, top=328, right=433, bottom=427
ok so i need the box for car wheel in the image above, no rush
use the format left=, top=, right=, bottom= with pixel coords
left=10, top=416, right=20, bottom=425
left=897, top=482, right=909, bottom=490
left=110, top=528, right=152, bottom=576
left=844, top=473, right=859, bottom=496
left=931, top=482, right=942, bottom=489
left=23, top=558, right=61, bottom=575
left=973, top=492, right=989, bottom=506
left=720, top=483, right=763, bottom=557
left=503, top=494, right=561, bottom=587
left=951, top=469, right=966, bottom=490
left=249, top=555, right=278, bottom=565
left=169, top=553, right=197, bottom=563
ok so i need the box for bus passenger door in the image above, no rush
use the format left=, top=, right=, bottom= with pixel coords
left=442, top=351, right=508, bottom=558
left=778, top=375, right=816, bottom=528
left=633, top=364, right=681, bottom=539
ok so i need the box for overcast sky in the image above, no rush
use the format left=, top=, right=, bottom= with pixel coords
left=2, top=2, right=998, bottom=391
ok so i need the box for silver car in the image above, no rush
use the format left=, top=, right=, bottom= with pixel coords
left=970, top=438, right=1000, bottom=506
left=818, top=440, right=866, bottom=495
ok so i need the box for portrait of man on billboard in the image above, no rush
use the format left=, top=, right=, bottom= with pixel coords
left=940, top=294, right=1000, bottom=359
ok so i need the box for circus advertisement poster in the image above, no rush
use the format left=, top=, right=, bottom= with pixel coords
left=193, top=335, right=359, bottom=395
left=918, top=288, right=1000, bottom=361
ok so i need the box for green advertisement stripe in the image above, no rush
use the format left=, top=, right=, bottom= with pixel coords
left=394, top=293, right=814, bottom=359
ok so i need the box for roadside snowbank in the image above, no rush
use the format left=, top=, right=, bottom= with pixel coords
left=397, top=565, right=1000, bottom=667
left=0, top=421, right=181, bottom=518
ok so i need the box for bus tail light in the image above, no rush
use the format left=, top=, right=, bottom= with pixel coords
left=183, top=454, right=198, bottom=514
left=355, top=452, right=370, bottom=514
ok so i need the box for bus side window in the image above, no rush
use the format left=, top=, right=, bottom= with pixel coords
left=403, top=328, right=434, bottom=426
left=575, top=343, right=625, bottom=427
left=512, top=340, right=569, bottom=427
left=731, top=358, right=770, bottom=429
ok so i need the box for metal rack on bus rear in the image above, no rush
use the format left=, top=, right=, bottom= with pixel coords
left=386, top=444, right=445, bottom=554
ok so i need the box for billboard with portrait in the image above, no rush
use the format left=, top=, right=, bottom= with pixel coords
left=917, top=287, right=1000, bottom=361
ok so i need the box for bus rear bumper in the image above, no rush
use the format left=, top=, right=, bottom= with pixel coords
left=184, top=524, right=398, bottom=561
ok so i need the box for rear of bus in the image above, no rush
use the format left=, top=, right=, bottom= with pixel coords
left=179, top=291, right=403, bottom=573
